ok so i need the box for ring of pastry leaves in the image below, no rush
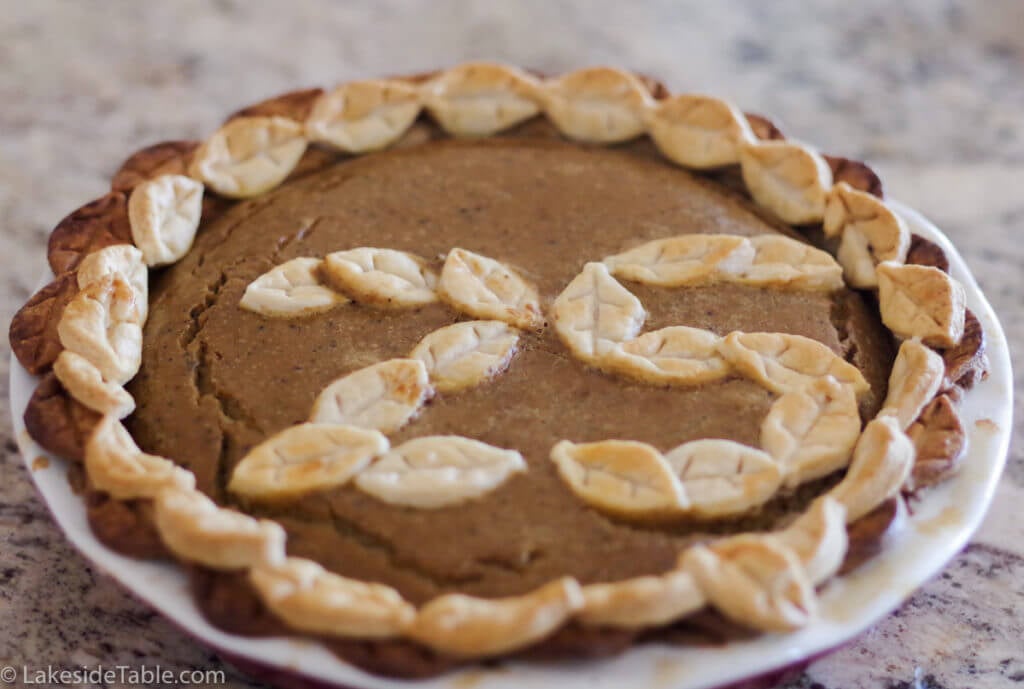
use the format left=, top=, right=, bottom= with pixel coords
left=32, top=62, right=975, bottom=659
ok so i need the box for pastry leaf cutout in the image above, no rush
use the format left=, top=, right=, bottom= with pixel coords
left=190, top=116, right=308, bottom=198
left=355, top=436, right=527, bottom=508
left=550, top=440, right=684, bottom=518
left=648, top=94, right=754, bottom=168
left=828, top=415, right=915, bottom=523
left=438, top=248, right=543, bottom=328
left=409, top=578, right=584, bottom=658
left=324, top=247, right=438, bottom=308
left=881, top=339, right=945, bottom=430
left=769, top=496, right=848, bottom=585
left=739, top=235, right=843, bottom=291
left=250, top=557, right=415, bottom=638
left=424, top=62, right=542, bottom=136
left=310, top=359, right=432, bottom=434
left=739, top=140, right=832, bottom=224
left=606, top=326, right=730, bottom=385
left=760, top=376, right=862, bottom=487
left=128, top=174, right=204, bottom=266
left=682, top=535, right=816, bottom=632
left=411, top=320, right=520, bottom=393
left=552, top=262, right=645, bottom=362
left=229, top=423, right=389, bottom=501
left=718, top=331, right=869, bottom=397
left=306, top=79, right=422, bottom=153
left=240, top=257, right=348, bottom=317
left=84, top=415, right=195, bottom=500
left=602, top=235, right=753, bottom=287
left=876, top=262, right=966, bottom=348
left=543, top=67, right=651, bottom=143
left=57, top=275, right=144, bottom=385
left=665, top=439, right=784, bottom=517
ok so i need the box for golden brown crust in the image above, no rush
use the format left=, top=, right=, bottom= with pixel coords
left=942, top=309, right=988, bottom=391
left=110, top=140, right=200, bottom=192
left=226, top=87, right=325, bottom=123
left=9, top=272, right=78, bottom=374
left=22, top=373, right=101, bottom=463
left=906, top=233, right=951, bottom=273
left=839, top=496, right=907, bottom=575
left=824, top=155, right=884, bottom=199
left=85, top=491, right=169, bottom=559
left=906, top=394, right=967, bottom=491
left=745, top=112, right=785, bottom=141
left=47, top=191, right=133, bottom=275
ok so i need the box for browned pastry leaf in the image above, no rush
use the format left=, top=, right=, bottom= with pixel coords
left=906, top=394, right=967, bottom=491
left=86, top=492, right=169, bottom=559
left=635, top=73, right=670, bottom=100
left=9, top=271, right=78, bottom=374
left=47, top=191, right=132, bottom=275
left=942, top=309, right=988, bottom=391
left=226, top=87, right=324, bottom=123
left=22, top=373, right=101, bottom=463
left=906, top=233, right=951, bottom=273
left=840, top=496, right=908, bottom=575
left=824, top=155, right=884, bottom=198
left=745, top=112, right=785, bottom=141
left=325, top=638, right=462, bottom=680
left=518, top=622, right=639, bottom=661
left=289, top=146, right=343, bottom=182
left=110, top=140, right=200, bottom=193
left=190, top=568, right=287, bottom=637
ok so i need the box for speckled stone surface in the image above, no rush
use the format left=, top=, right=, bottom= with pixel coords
left=1, top=1, right=1021, bottom=687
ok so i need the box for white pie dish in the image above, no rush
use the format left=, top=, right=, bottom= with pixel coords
left=9, top=201, right=1013, bottom=689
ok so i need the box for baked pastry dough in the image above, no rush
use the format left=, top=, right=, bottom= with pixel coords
left=664, top=439, right=783, bottom=517
left=552, top=262, right=645, bottom=363
left=309, top=359, right=432, bottom=433
left=770, top=496, right=848, bottom=585
left=239, top=257, right=347, bottom=318
left=602, top=234, right=753, bottom=287
left=760, top=376, right=861, bottom=487
left=682, top=535, right=815, bottom=632
left=323, top=247, right=438, bottom=308
left=127, top=174, right=203, bottom=266
left=542, top=67, right=652, bottom=142
left=578, top=569, right=705, bottom=629
left=409, top=577, right=584, bottom=657
left=355, top=436, right=526, bottom=508
left=739, top=235, right=843, bottom=291
left=423, top=62, right=542, bottom=136
left=550, top=440, right=684, bottom=519
left=829, top=415, right=915, bottom=522
left=250, top=557, right=415, bottom=638
left=229, top=423, right=389, bottom=501
left=411, top=320, right=519, bottom=393
left=154, top=487, right=286, bottom=569
left=53, top=351, right=135, bottom=418
left=876, top=261, right=966, bottom=348
left=825, top=182, right=909, bottom=288
left=881, top=339, right=945, bottom=429
left=647, top=94, right=755, bottom=168
left=605, top=326, right=730, bottom=386
left=739, top=140, right=832, bottom=224
left=57, top=275, right=143, bottom=385
left=306, top=80, right=422, bottom=153
left=75, top=244, right=148, bottom=325
left=437, top=248, right=543, bottom=329
left=718, top=331, right=869, bottom=397
left=190, top=116, right=307, bottom=198
left=84, top=415, right=194, bottom=500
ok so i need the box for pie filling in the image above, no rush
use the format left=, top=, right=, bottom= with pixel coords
left=127, top=137, right=894, bottom=604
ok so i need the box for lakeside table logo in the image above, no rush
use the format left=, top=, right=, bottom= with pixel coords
left=1, top=664, right=226, bottom=686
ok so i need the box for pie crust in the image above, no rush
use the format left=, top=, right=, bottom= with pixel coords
left=11, top=62, right=987, bottom=676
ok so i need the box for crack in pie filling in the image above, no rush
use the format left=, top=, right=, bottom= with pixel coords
left=10, top=63, right=988, bottom=678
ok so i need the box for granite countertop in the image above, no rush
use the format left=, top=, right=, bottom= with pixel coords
left=1, top=1, right=1021, bottom=687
